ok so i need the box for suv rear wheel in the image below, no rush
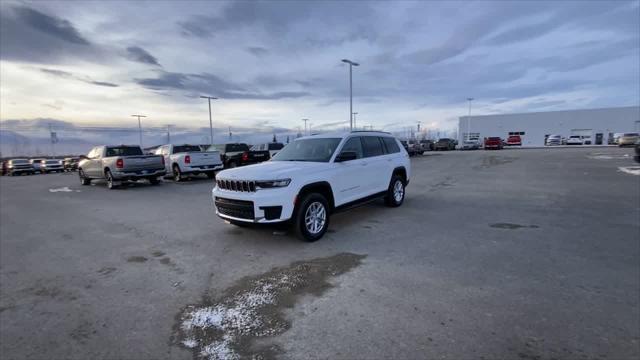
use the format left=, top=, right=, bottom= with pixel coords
left=294, top=193, right=330, bottom=242
left=385, top=175, right=405, bottom=207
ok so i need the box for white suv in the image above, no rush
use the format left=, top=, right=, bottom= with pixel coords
left=212, top=131, right=411, bottom=241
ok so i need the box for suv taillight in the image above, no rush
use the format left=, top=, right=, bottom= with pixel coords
left=116, top=158, right=124, bottom=169
left=184, top=155, right=191, bottom=164
left=242, top=152, right=249, bottom=161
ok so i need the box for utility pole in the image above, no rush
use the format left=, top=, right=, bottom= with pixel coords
left=342, top=59, right=359, bottom=131
left=167, top=125, right=171, bottom=143
left=131, top=114, right=146, bottom=147
left=466, top=97, right=474, bottom=142
left=228, top=126, right=232, bottom=140
left=200, top=95, right=217, bottom=145
left=352, top=112, right=358, bottom=130
left=302, top=118, right=309, bottom=136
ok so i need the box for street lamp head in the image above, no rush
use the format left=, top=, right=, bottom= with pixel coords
left=467, top=97, right=474, bottom=101
left=131, top=114, right=146, bottom=118
left=342, top=59, right=359, bottom=66
left=200, top=95, right=218, bottom=100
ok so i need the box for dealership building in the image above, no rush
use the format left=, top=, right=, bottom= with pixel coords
left=458, top=106, right=640, bottom=146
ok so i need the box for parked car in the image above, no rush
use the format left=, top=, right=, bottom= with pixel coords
left=6, top=159, right=35, bottom=176
left=30, top=158, right=45, bottom=172
left=618, top=133, right=639, bottom=147
left=78, top=145, right=166, bottom=189
left=207, top=143, right=271, bottom=168
left=506, top=135, right=522, bottom=146
left=460, top=140, right=481, bottom=150
left=251, top=142, right=285, bottom=158
left=41, top=159, right=64, bottom=173
left=546, top=134, right=562, bottom=146
left=484, top=137, right=503, bottom=150
left=634, top=138, right=640, bottom=163
left=566, top=135, right=583, bottom=145
left=419, top=139, right=435, bottom=151
left=408, top=140, right=423, bottom=155
left=63, top=157, right=80, bottom=172
left=399, top=140, right=412, bottom=155
left=154, top=144, right=223, bottom=181
left=212, top=132, right=410, bottom=242
left=434, top=138, right=456, bottom=151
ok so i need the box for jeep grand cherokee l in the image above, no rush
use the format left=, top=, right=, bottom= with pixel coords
left=212, top=131, right=411, bottom=242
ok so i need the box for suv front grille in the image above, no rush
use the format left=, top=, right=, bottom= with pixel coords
left=217, top=179, right=256, bottom=192
left=215, top=197, right=255, bottom=220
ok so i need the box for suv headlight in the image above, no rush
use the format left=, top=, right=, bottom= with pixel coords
left=255, top=179, right=291, bottom=189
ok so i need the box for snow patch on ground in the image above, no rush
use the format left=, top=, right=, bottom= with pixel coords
left=49, top=187, right=73, bottom=192
left=618, top=166, right=640, bottom=175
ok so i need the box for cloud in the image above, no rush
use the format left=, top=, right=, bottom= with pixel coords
left=247, top=47, right=269, bottom=57
left=0, top=4, right=100, bottom=64
left=125, top=46, right=161, bottom=66
left=135, top=71, right=308, bottom=99
left=40, top=68, right=119, bottom=87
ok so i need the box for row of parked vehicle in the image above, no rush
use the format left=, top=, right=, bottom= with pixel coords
left=2, top=157, right=80, bottom=176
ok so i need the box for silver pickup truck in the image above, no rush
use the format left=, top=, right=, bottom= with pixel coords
left=78, top=145, right=166, bottom=189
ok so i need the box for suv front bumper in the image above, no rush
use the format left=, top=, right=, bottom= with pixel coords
left=211, top=186, right=294, bottom=223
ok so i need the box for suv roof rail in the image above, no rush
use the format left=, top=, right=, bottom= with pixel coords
left=349, top=130, right=391, bottom=134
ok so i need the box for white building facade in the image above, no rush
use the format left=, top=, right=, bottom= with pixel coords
left=458, top=106, right=640, bottom=146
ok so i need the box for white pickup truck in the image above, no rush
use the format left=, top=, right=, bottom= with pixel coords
left=154, top=144, right=223, bottom=181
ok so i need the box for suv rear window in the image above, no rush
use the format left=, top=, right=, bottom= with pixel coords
left=226, top=144, right=250, bottom=152
left=361, top=136, right=385, bottom=157
left=106, top=146, right=143, bottom=157
left=382, top=137, right=400, bottom=153
left=173, top=145, right=201, bottom=154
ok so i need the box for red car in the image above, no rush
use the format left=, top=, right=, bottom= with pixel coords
left=484, top=137, right=503, bottom=150
left=507, top=135, right=522, bottom=146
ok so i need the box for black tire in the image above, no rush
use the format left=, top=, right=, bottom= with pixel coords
left=148, top=177, right=160, bottom=185
left=385, top=175, right=406, bottom=207
left=294, top=193, right=330, bottom=242
left=79, top=169, right=91, bottom=185
left=105, top=170, right=117, bottom=189
left=173, top=165, right=183, bottom=182
left=206, top=172, right=216, bottom=179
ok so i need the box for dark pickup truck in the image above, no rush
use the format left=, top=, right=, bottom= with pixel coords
left=207, top=143, right=271, bottom=168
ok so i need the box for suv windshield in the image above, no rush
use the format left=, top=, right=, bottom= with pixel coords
left=173, top=145, right=201, bottom=154
left=272, top=138, right=341, bottom=162
left=45, top=160, right=60, bottom=164
left=106, top=146, right=143, bottom=157
left=10, top=159, right=28, bottom=164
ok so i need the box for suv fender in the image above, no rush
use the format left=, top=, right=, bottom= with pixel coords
left=294, top=181, right=335, bottom=213
left=392, top=166, right=408, bottom=185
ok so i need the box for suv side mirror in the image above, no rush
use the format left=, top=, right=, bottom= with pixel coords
left=335, top=151, right=357, bottom=162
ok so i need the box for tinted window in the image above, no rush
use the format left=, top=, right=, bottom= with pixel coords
left=45, top=160, right=60, bottom=164
left=173, top=145, right=201, bottom=154
left=340, top=137, right=363, bottom=159
left=106, top=146, right=143, bottom=157
left=272, top=138, right=341, bottom=162
left=226, top=144, right=250, bottom=152
left=268, top=143, right=284, bottom=150
left=382, top=137, right=400, bottom=153
left=361, top=136, right=384, bottom=158
left=10, top=159, right=28, bottom=164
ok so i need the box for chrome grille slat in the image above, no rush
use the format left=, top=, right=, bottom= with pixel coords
left=217, top=179, right=257, bottom=192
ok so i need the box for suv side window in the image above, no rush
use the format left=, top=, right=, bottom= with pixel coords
left=361, top=136, right=384, bottom=158
left=341, top=137, right=363, bottom=159
left=381, top=137, right=400, bottom=153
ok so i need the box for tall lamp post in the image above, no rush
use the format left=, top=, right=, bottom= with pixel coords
left=342, top=59, right=359, bottom=131
left=466, top=97, right=474, bottom=142
left=200, top=95, right=218, bottom=145
left=302, top=118, right=309, bottom=136
left=131, top=114, right=146, bottom=147
left=352, top=112, right=358, bottom=130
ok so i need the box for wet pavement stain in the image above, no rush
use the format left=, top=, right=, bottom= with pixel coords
left=152, top=250, right=166, bottom=257
left=126, top=256, right=148, bottom=263
left=490, top=223, right=539, bottom=230
left=174, top=252, right=366, bottom=359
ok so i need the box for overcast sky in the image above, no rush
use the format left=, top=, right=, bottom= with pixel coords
left=1, top=0, right=638, bottom=134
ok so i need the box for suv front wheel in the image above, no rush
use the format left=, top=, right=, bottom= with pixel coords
left=294, top=193, right=330, bottom=242
left=385, top=175, right=405, bottom=207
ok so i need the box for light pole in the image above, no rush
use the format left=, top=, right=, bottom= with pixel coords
left=200, top=95, right=218, bottom=145
left=302, top=118, right=309, bottom=136
left=352, top=112, right=358, bottom=130
left=342, top=59, right=359, bottom=131
left=466, top=97, right=474, bottom=142
left=131, top=114, right=146, bottom=147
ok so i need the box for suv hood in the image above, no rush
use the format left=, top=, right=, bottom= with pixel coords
left=217, top=161, right=329, bottom=180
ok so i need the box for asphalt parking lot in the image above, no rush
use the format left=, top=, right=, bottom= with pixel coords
left=1, top=147, right=639, bottom=360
